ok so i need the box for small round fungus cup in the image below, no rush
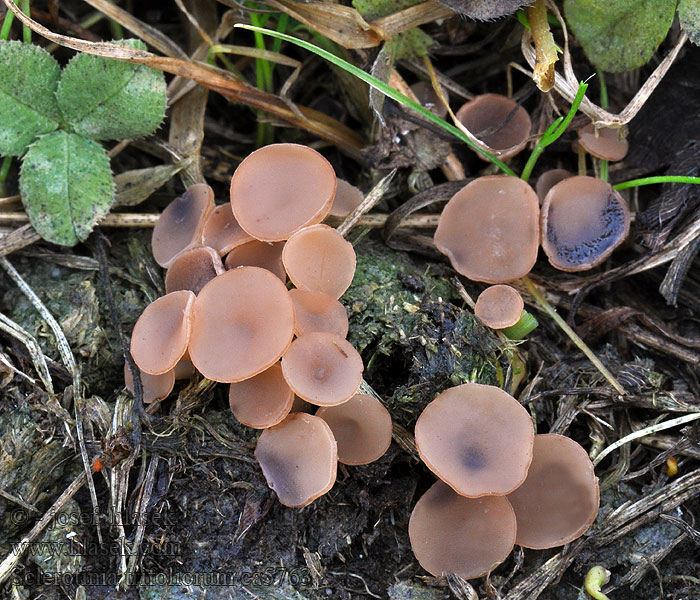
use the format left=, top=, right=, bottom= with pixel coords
left=535, top=169, right=572, bottom=204
left=130, top=290, right=196, bottom=375
left=541, top=176, right=631, bottom=272
left=224, top=239, right=286, bottom=282
left=455, top=94, right=531, bottom=160
left=434, top=176, right=540, bottom=283
left=255, top=413, right=338, bottom=507
left=410, top=81, right=448, bottom=119
left=230, top=143, right=337, bottom=241
left=164, top=246, right=225, bottom=295
left=474, top=285, right=524, bottom=329
left=316, top=394, right=392, bottom=465
left=124, top=363, right=174, bottom=404
left=229, top=362, right=294, bottom=429
left=188, top=267, right=295, bottom=382
left=282, top=224, right=356, bottom=299
left=578, top=124, right=628, bottom=162
left=289, top=289, right=349, bottom=338
left=507, top=433, right=599, bottom=549
left=409, top=480, right=517, bottom=578
left=414, top=383, right=534, bottom=497
left=328, top=179, right=364, bottom=218
left=201, top=203, right=253, bottom=256
left=281, top=332, right=364, bottom=406
left=152, top=183, right=215, bottom=267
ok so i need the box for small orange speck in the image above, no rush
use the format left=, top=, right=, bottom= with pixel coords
left=665, top=457, right=678, bottom=477
left=92, top=458, right=102, bottom=472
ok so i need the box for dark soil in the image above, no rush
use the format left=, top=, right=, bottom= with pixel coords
left=1, top=2, right=700, bottom=600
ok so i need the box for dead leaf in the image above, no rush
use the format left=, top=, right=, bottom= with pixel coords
left=432, top=0, right=530, bottom=20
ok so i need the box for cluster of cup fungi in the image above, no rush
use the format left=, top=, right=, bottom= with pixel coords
left=435, top=91, right=630, bottom=333
left=127, top=143, right=392, bottom=510
left=404, top=90, right=629, bottom=577
left=123, top=86, right=629, bottom=580
left=410, top=383, right=599, bottom=578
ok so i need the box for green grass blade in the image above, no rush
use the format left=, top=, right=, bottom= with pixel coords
left=235, top=24, right=516, bottom=176
left=613, top=176, right=700, bottom=191
left=520, top=81, right=588, bottom=181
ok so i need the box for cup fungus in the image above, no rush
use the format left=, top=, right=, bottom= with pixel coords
left=152, top=183, right=215, bottom=268
left=578, top=124, right=628, bottom=162
left=474, top=285, right=525, bottom=330
left=124, top=363, right=174, bottom=404
left=327, top=179, right=364, bottom=218
left=434, top=176, right=540, bottom=283
left=201, top=203, right=253, bottom=256
left=282, top=224, right=356, bottom=299
left=281, top=332, right=364, bottom=406
left=164, top=246, right=225, bottom=295
left=316, top=393, right=392, bottom=465
left=188, top=266, right=295, bottom=382
left=224, top=240, right=286, bottom=282
left=255, top=412, right=338, bottom=507
left=230, top=143, right=336, bottom=241
left=541, top=176, right=631, bottom=272
left=507, top=433, right=599, bottom=549
left=410, top=81, right=448, bottom=119
left=291, top=395, right=314, bottom=414
left=455, top=94, right=531, bottom=160
left=414, top=383, right=534, bottom=497
left=173, top=358, right=195, bottom=380
left=228, top=362, right=294, bottom=429
left=289, top=289, right=349, bottom=338
left=408, top=480, right=517, bottom=578
left=535, top=169, right=572, bottom=203
left=130, top=290, right=195, bottom=375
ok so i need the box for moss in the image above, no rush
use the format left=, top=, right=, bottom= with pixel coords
left=30, top=499, right=85, bottom=575
left=0, top=407, right=75, bottom=551
left=388, top=581, right=448, bottom=600
left=344, top=239, right=501, bottom=427
left=1, top=231, right=159, bottom=397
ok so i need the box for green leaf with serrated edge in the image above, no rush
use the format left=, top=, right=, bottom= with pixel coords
left=0, top=41, right=61, bottom=156
left=679, top=0, right=700, bottom=45
left=564, top=0, right=675, bottom=73
left=20, top=131, right=114, bottom=246
left=56, top=39, right=166, bottom=141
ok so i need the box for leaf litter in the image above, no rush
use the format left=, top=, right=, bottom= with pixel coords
left=0, top=1, right=700, bottom=599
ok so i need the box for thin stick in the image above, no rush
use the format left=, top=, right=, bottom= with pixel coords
left=0, top=311, right=53, bottom=393
left=126, top=456, right=159, bottom=581
left=0, top=211, right=443, bottom=229
left=0, top=470, right=88, bottom=585
left=522, top=276, right=625, bottom=395
left=594, top=413, right=700, bottom=466
left=337, top=170, right=396, bottom=238
left=0, top=489, right=39, bottom=513
left=0, top=257, right=102, bottom=544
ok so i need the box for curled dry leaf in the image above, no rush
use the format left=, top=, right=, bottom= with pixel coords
left=527, top=0, right=557, bottom=92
